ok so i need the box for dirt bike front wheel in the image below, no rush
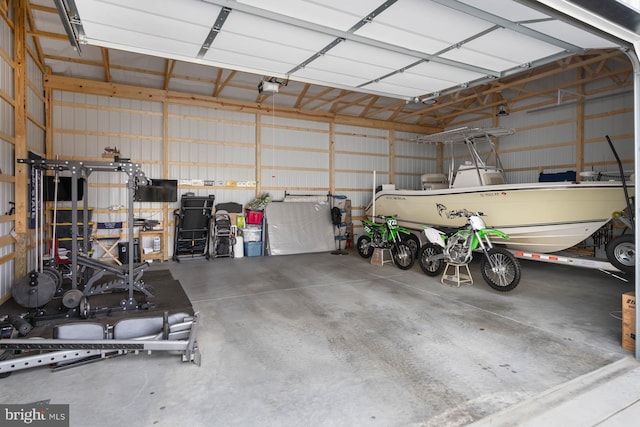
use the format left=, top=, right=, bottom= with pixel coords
left=391, top=242, right=415, bottom=270
left=357, top=235, right=374, bottom=258
left=418, top=243, right=445, bottom=276
left=480, top=247, right=521, bottom=292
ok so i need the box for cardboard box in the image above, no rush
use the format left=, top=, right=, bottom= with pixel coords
left=622, top=291, right=636, bottom=351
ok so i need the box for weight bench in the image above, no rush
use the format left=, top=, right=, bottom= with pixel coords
left=76, top=255, right=154, bottom=298
left=0, top=312, right=201, bottom=375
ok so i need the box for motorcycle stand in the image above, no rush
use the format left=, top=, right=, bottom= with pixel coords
left=441, top=262, right=473, bottom=287
left=371, top=248, right=392, bottom=266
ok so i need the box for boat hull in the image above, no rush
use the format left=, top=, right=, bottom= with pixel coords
left=368, top=182, right=633, bottom=253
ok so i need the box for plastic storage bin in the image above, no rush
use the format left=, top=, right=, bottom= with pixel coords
left=244, top=241, right=262, bottom=257
left=245, top=209, right=264, bottom=225
left=241, top=226, right=262, bottom=242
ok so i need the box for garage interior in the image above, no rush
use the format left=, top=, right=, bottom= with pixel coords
left=1, top=1, right=640, bottom=426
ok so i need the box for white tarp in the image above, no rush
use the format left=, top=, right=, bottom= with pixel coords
left=265, top=202, right=336, bottom=255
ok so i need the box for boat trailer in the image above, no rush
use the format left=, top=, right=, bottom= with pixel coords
left=510, top=250, right=628, bottom=282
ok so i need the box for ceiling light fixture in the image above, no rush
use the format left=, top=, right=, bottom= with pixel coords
left=419, top=92, right=440, bottom=105
left=496, top=105, right=509, bottom=117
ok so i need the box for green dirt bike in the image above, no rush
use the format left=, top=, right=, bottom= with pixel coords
left=418, top=209, right=522, bottom=292
left=357, top=215, right=415, bottom=270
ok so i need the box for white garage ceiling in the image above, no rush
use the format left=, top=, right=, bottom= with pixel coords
left=60, top=0, right=631, bottom=103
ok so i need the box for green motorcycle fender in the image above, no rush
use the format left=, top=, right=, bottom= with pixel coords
left=361, top=220, right=382, bottom=235
left=390, top=226, right=411, bottom=241
left=470, top=229, right=510, bottom=249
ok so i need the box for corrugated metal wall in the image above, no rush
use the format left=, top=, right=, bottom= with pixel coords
left=24, top=39, right=45, bottom=271
left=334, top=124, right=390, bottom=226
left=168, top=103, right=256, bottom=203
left=0, top=11, right=15, bottom=296
left=260, top=115, right=330, bottom=200
left=0, top=9, right=46, bottom=298
left=44, top=97, right=444, bottom=257
left=450, top=73, right=633, bottom=185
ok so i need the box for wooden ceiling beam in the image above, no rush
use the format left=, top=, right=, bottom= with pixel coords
left=294, top=84, right=310, bottom=109
left=27, top=29, right=67, bottom=41
left=29, top=3, right=56, bottom=13
left=298, top=87, right=335, bottom=109
left=0, top=0, right=10, bottom=24
left=101, top=48, right=112, bottom=82
left=164, top=59, right=175, bottom=90
left=397, top=49, right=625, bottom=122
left=361, top=98, right=406, bottom=119
left=311, top=90, right=349, bottom=112
left=44, top=75, right=438, bottom=134
left=25, top=1, right=45, bottom=69
left=332, top=93, right=372, bottom=114
left=212, top=68, right=223, bottom=97
left=359, top=95, right=379, bottom=118
left=216, top=69, right=236, bottom=98
left=419, top=66, right=633, bottom=127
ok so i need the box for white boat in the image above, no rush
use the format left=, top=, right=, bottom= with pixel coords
left=366, top=127, right=634, bottom=254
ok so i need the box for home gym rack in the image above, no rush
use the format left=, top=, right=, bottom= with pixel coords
left=16, top=158, right=153, bottom=311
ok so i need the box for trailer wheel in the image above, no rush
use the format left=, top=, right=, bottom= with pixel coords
left=606, top=234, right=635, bottom=273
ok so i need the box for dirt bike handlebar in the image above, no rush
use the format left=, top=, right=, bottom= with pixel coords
left=374, top=214, right=397, bottom=220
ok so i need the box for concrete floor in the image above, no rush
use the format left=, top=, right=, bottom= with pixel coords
left=1, top=250, right=639, bottom=426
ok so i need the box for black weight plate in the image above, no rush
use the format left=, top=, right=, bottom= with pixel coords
left=62, top=289, right=84, bottom=308
left=40, top=267, right=63, bottom=290
left=79, top=297, right=90, bottom=319
left=11, top=273, right=56, bottom=308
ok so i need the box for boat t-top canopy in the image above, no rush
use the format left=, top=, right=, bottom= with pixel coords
left=415, top=127, right=515, bottom=144
left=416, top=127, right=515, bottom=187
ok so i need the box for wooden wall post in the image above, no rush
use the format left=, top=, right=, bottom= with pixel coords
left=389, top=129, right=395, bottom=184
left=13, top=0, right=27, bottom=279
left=329, top=121, right=335, bottom=194
left=255, top=113, right=262, bottom=197
left=576, top=68, right=585, bottom=180
left=162, top=100, right=169, bottom=260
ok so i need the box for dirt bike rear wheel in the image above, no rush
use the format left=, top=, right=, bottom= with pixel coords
left=391, top=242, right=415, bottom=270
left=480, top=247, right=521, bottom=292
left=401, top=233, right=421, bottom=256
left=418, top=243, right=445, bottom=276
left=357, top=235, right=374, bottom=258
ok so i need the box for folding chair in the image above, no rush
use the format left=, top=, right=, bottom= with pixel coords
left=93, top=221, right=124, bottom=265
left=49, top=238, right=73, bottom=279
